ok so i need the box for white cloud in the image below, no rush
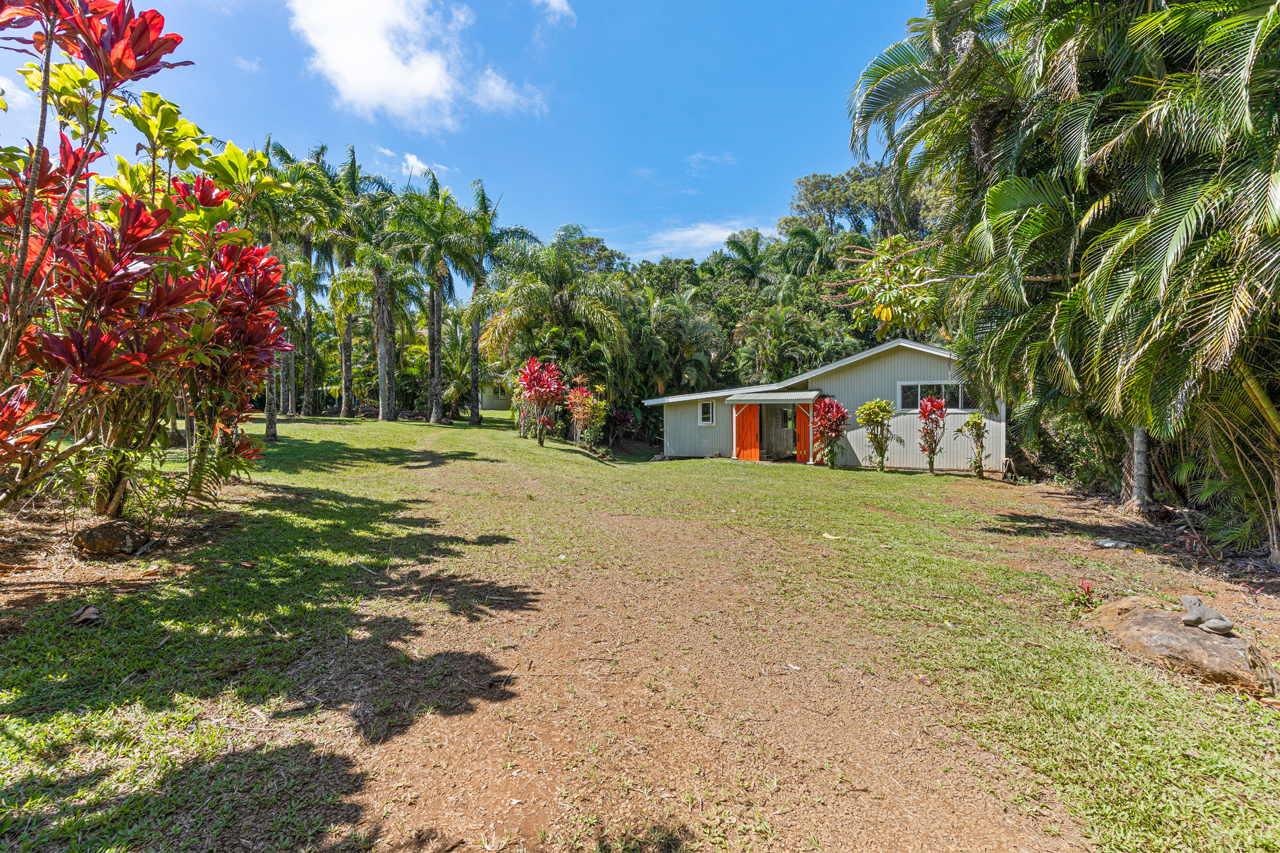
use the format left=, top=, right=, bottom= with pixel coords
left=402, top=153, right=430, bottom=176
left=400, top=152, right=452, bottom=177
left=234, top=57, right=261, bottom=72
left=286, top=0, right=544, bottom=131
left=472, top=67, right=545, bottom=115
left=373, top=144, right=397, bottom=157
left=0, top=76, right=36, bottom=116
left=636, top=219, right=768, bottom=260
left=631, top=167, right=655, bottom=179
left=532, top=0, right=575, bottom=23
left=686, top=151, right=737, bottom=174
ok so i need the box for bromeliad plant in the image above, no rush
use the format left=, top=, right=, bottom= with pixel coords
left=812, top=397, right=849, bottom=468
left=955, top=411, right=988, bottom=478
left=856, top=398, right=901, bottom=472
left=516, top=357, right=566, bottom=446
left=918, top=396, right=947, bottom=475
left=0, top=1, right=291, bottom=517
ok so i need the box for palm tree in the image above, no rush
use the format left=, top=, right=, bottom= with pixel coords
left=322, top=146, right=394, bottom=417
left=459, top=180, right=537, bottom=424
left=266, top=143, right=341, bottom=417
left=391, top=174, right=474, bottom=423
left=483, top=225, right=631, bottom=380
left=722, top=230, right=777, bottom=291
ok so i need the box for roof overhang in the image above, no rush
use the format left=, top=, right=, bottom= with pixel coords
left=724, top=390, right=821, bottom=405
left=642, top=383, right=778, bottom=407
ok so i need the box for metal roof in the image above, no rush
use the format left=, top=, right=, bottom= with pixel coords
left=724, top=390, right=821, bottom=405
left=641, top=382, right=779, bottom=407
left=642, top=339, right=954, bottom=407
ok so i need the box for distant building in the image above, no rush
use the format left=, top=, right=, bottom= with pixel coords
left=480, top=384, right=512, bottom=411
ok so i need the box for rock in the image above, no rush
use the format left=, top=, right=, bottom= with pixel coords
left=1095, top=538, right=1135, bottom=550
left=1083, top=596, right=1280, bottom=696
left=72, top=521, right=148, bottom=556
left=1180, top=595, right=1234, bottom=635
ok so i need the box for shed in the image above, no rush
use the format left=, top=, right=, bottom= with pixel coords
left=643, top=339, right=1006, bottom=472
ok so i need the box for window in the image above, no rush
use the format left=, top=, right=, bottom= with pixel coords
left=699, top=401, right=715, bottom=425
left=780, top=408, right=795, bottom=429
left=899, top=382, right=968, bottom=410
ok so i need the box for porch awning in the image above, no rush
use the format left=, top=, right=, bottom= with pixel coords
left=724, top=390, right=821, bottom=405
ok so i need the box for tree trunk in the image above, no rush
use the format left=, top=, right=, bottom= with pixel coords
left=1122, top=424, right=1163, bottom=517
left=167, top=396, right=183, bottom=447
left=340, top=314, right=354, bottom=418
left=469, top=270, right=485, bottom=426
left=387, top=312, right=398, bottom=421
left=265, top=365, right=278, bottom=441
left=302, top=308, right=315, bottom=416
left=429, top=285, right=444, bottom=424
left=375, top=272, right=392, bottom=422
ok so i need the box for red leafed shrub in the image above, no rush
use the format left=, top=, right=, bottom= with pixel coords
left=0, top=2, right=289, bottom=518
left=812, top=397, right=850, bottom=469
left=516, top=358, right=567, bottom=446
left=918, top=396, right=947, bottom=475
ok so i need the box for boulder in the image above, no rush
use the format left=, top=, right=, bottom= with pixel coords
left=72, top=521, right=148, bottom=556
left=1083, top=596, right=1280, bottom=696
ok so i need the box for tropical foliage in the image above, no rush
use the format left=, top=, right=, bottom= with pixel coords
left=917, top=396, right=947, bottom=475
left=812, top=397, right=850, bottom=469
left=856, top=399, right=901, bottom=473
left=852, top=0, right=1280, bottom=564
left=0, top=1, right=289, bottom=519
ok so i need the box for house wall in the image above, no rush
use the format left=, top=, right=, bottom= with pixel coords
left=808, top=347, right=1006, bottom=472
left=662, top=399, right=734, bottom=458
left=480, top=385, right=512, bottom=411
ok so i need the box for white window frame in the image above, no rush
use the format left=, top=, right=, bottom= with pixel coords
left=698, top=400, right=716, bottom=426
left=896, top=380, right=974, bottom=413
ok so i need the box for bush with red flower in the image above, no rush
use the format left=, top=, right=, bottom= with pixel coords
left=515, top=358, right=567, bottom=446
left=0, top=1, right=290, bottom=518
left=918, top=396, right=947, bottom=475
left=812, top=397, right=850, bottom=468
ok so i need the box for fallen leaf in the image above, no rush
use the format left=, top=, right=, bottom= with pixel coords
left=66, top=605, right=103, bottom=626
left=821, top=533, right=844, bottom=541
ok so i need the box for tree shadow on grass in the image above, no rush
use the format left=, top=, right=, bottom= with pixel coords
left=983, top=511, right=1158, bottom=543
left=0, top=741, right=398, bottom=852
left=252, top=435, right=500, bottom=477
left=0, top=482, right=534, bottom=743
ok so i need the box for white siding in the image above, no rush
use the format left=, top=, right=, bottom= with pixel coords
left=808, top=347, right=1006, bottom=472
left=480, top=385, right=512, bottom=410
left=662, top=399, right=734, bottom=458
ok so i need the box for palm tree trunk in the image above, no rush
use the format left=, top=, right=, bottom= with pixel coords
left=388, top=311, right=398, bottom=421
left=265, top=362, right=278, bottom=441
left=375, top=272, right=392, bottom=422
left=285, top=346, right=296, bottom=416
left=429, top=285, right=444, bottom=424
left=340, top=314, right=354, bottom=418
left=302, top=308, right=315, bottom=416
left=469, top=269, right=485, bottom=426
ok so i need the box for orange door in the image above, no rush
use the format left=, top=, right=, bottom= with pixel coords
left=796, top=403, right=811, bottom=464
left=734, top=404, right=760, bottom=461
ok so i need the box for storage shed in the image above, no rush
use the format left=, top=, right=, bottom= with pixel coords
left=643, top=339, right=1006, bottom=472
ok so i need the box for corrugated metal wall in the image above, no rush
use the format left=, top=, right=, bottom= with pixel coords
left=662, top=399, right=735, bottom=457
left=808, top=348, right=1006, bottom=472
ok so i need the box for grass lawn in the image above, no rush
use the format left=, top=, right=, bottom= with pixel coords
left=2, top=414, right=1278, bottom=851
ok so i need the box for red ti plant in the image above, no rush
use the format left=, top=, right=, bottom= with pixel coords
left=812, top=396, right=850, bottom=469
left=516, top=357, right=567, bottom=447
left=0, top=1, right=290, bottom=517
left=918, top=396, right=947, bottom=475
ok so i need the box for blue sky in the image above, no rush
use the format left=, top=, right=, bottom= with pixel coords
left=0, top=0, right=923, bottom=264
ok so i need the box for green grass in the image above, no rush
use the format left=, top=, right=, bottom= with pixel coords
left=1, top=414, right=1278, bottom=851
